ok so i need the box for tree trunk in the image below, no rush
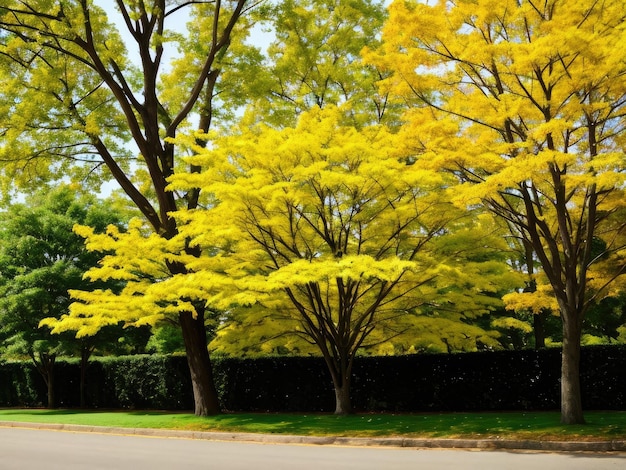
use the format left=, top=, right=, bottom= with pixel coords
left=46, top=367, right=55, bottom=410
left=334, top=383, right=352, bottom=415
left=38, top=353, right=57, bottom=410
left=80, top=346, right=91, bottom=408
left=179, top=309, right=220, bottom=416
left=561, top=316, right=585, bottom=424
left=533, top=310, right=547, bottom=349
left=320, top=350, right=353, bottom=415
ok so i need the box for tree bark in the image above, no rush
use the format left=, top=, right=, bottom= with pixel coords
left=79, top=345, right=92, bottom=408
left=318, top=346, right=353, bottom=415
left=533, top=310, right=547, bottom=349
left=38, top=353, right=57, bottom=410
left=327, top=357, right=352, bottom=415
left=179, top=309, right=220, bottom=416
left=46, top=366, right=55, bottom=410
left=560, top=315, right=585, bottom=424
left=333, top=383, right=352, bottom=415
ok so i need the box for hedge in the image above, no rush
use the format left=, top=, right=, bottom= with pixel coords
left=1, top=345, right=624, bottom=412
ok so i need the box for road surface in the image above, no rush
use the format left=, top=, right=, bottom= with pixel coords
left=0, top=427, right=624, bottom=469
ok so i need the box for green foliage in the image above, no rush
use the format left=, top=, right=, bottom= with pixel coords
left=0, top=2, right=131, bottom=198
left=0, top=361, right=43, bottom=407
left=0, top=186, right=141, bottom=368
left=97, top=355, right=191, bottom=409
left=584, top=295, right=626, bottom=344
left=146, top=323, right=186, bottom=355
left=224, top=0, right=394, bottom=128
left=0, top=187, right=109, bottom=357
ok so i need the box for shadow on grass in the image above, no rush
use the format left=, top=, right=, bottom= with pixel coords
left=170, top=411, right=626, bottom=440
left=1, top=409, right=625, bottom=440
left=224, top=412, right=554, bottom=437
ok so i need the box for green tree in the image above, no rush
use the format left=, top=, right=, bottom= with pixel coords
left=582, top=294, right=626, bottom=345
left=0, top=0, right=250, bottom=415
left=220, top=0, right=394, bottom=129
left=0, top=186, right=127, bottom=408
left=368, top=0, right=626, bottom=423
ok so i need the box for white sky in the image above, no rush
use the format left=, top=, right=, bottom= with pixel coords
left=92, top=0, right=192, bottom=67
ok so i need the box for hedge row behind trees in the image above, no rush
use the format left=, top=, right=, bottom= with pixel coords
left=1, top=346, right=624, bottom=412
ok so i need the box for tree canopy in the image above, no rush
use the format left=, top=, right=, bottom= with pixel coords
left=164, top=105, right=519, bottom=413
left=366, top=0, right=626, bottom=424
left=228, top=0, right=392, bottom=128
left=0, top=186, right=129, bottom=407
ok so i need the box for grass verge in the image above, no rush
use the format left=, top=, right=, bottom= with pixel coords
left=1, top=409, right=625, bottom=441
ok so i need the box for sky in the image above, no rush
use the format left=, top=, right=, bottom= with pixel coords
left=93, top=1, right=194, bottom=67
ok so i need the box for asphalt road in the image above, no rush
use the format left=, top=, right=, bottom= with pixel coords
left=1, top=427, right=625, bottom=470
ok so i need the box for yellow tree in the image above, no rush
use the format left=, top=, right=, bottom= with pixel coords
left=367, top=0, right=626, bottom=423
left=164, top=105, right=519, bottom=414
left=0, top=0, right=250, bottom=416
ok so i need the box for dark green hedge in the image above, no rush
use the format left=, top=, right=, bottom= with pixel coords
left=1, top=345, right=624, bottom=412
left=0, top=362, right=44, bottom=407
left=215, top=356, right=334, bottom=412
left=53, top=356, right=194, bottom=409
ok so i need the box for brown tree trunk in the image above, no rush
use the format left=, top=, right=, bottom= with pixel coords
left=560, top=315, right=585, bottom=424
left=179, top=309, right=220, bottom=416
left=80, top=346, right=91, bottom=408
left=46, top=367, right=55, bottom=410
left=319, top=348, right=353, bottom=415
left=38, top=353, right=57, bottom=410
left=329, top=358, right=352, bottom=415
left=333, top=383, right=352, bottom=415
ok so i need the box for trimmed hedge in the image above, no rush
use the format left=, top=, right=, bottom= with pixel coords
left=1, top=345, right=624, bottom=412
left=0, top=361, right=44, bottom=407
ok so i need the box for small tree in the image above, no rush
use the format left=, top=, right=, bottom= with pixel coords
left=0, top=186, right=127, bottom=407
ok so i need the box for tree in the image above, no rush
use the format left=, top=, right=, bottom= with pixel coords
left=583, top=294, right=626, bottom=345
left=166, top=105, right=519, bottom=414
left=367, top=0, right=626, bottom=423
left=224, top=0, right=393, bottom=128
left=0, top=186, right=127, bottom=408
left=0, top=0, right=251, bottom=415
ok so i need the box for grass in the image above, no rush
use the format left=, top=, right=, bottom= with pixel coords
left=1, top=409, right=625, bottom=441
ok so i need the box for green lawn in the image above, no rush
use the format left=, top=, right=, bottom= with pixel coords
left=1, top=409, right=625, bottom=441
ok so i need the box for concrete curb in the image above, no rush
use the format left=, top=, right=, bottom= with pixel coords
left=1, top=420, right=625, bottom=452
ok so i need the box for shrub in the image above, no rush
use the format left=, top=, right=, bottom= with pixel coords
left=1, top=345, right=624, bottom=411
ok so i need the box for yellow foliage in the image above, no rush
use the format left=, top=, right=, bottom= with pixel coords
left=45, top=214, right=236, bottom=336
left=367, top=0, right=626, bottom=326
left=166, top=105, right=516, bottom=355
left=491, top=317, right=533, bottom=334
left=502, top=285, right=560, bottom=315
